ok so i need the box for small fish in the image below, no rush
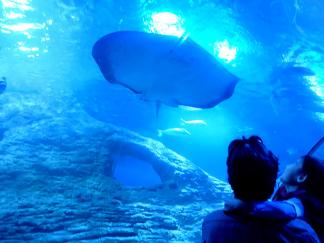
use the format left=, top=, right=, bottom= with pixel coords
left=180, top=118, right=207, bottom=126
left=0, top=77, right=7, bottom=94
left=178, top=105, right=202, bottom=111
left=157, top=128, right=191, bottom=137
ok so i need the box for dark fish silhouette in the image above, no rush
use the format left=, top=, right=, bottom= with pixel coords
left=92, top=31, right=239, bottom=108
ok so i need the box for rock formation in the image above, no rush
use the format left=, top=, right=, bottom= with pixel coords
left=0, top=91, right=231, bottom=242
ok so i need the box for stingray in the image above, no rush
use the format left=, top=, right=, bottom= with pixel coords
left=92, top=31, right=239, bottom=109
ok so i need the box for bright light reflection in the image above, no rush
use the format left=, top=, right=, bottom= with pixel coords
left=1, top=0, right=33, bottom=11
left=147, top=12, right=185, bottom=37
left=5, top=12, right=24, bottom=19
left=18, top=46, right=39, bottom=52
left=1, top=23, right=45, bottom=32
left=214, top=40, right=237, bottom=63
left=1, top=0, right=48, bottom=57
left=306, top=75, right=324, bottom=98
left=1, top=0, right=16, bottom=8
left=1, top=29, right=11, bottom=34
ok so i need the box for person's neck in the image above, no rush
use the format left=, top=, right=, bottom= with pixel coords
left=279, top=178, right=300, bottom=193
left=284, top=184, right=299, bottom=193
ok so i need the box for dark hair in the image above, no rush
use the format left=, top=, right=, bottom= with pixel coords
left=227, top=136, right=279, bottom=201
left=301, top=155, right=324, bottom=201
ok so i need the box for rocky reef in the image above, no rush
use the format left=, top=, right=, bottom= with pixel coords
left=0, top=91, right=231, bottom=242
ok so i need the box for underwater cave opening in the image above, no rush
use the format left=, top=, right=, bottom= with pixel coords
left=113, top=155, right=162, bottom=188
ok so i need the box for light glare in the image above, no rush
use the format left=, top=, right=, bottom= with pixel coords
left=147, top=12, right=185, bottom=37
left=214, top=40, right=237, bottom=63
left=5, top=12, right=24, bottom=19
left=1, top=22, right=45, bottom=32
left=306, top=75, right=324, bottom=98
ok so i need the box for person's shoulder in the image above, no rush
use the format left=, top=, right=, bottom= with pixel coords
left=284, top=218, right=321, bottom=243
left=286, top=218, right=314, bottom=232
left=287, top=218, right=317, bottom=232
left=203, top=209, right=228, bottom=224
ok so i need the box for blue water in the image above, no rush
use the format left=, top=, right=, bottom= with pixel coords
left=0, top=0, right=323, bottom=183
left=114, top=155, right=162, bottom=188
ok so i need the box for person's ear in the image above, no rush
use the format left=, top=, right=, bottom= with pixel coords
left=297, top=174, right=308, bottom=183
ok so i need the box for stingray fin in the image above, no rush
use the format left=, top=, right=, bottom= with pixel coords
left=92, top=31, right=239, bottom=109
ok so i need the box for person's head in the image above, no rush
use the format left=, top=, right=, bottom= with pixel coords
left=281, top=155, right=324, bottom=200
left=227, top=135, right=279, bottom=201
